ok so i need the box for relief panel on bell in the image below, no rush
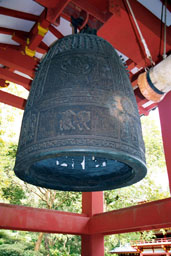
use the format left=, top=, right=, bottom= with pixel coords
left=58, top=108, right=91, bottom=136
left=36, top=105, right=121, bottom=140
left=57, top=106, right=120, bottom=138
left=42, top=54, right=114, bottom=98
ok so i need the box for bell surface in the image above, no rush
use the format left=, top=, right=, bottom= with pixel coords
left=14, top=34, right=147, bottom=192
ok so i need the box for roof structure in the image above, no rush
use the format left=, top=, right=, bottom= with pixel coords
left=110, top=238, right=171, bottom=255
left=110, top=244, right=138, bottom=254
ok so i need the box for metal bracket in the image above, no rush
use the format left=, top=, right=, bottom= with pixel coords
left=25, top=46, right=36, bottom=57
left=37, top=23, right=48, bottom=37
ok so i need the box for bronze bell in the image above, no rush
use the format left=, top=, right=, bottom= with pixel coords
left=14, top=34, right=147, bottom=192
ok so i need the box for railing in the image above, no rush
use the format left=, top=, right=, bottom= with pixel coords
left=131, top=237, right=171, bottom=246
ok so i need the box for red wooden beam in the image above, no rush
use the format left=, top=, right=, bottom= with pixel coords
left=89, top=198, right=171, bottom=235
left=0, top=68, right=32, bottom=90
left=0, top=43, right=20, bottom=50
left=0, top=27, right=28, bottom=37
left=126, top=59, right=136, bottom=71
left=0, top=6, right=39, bottom=22
left=25, top=10, right=50, bottom=52
left=0, top=48, right=37, bottom=77
left=158, top=92, right=171, bottom=192
left=98, top=0, right=171, bottom=67
left=71, top=0, right=110, bottom=23
left=0, top=90, right=26, bottom=109
left=24, top=0, right=68, bottom=53
left=49, top=25, right=64, bottom=39
left=138, top=106, right=150, bottom=116
left=0, top=203, right=89, bottom=235
left=143, top=102, right=158, bottom=113
left=36, top=0, right=71, bottom=25
left=12, top=33, right=26, bottom=46
left=134, top=88, right=148, bottom=106
left=36, top=42, right=49, bottom=54
left=39, top=41, right=49, bottom=52
left=11, top=33, right=48, bottom=54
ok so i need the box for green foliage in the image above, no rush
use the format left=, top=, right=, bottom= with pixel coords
left=0, top=244, right=43, bottom=256
left=141, top=116, right=166, bottom=168
left=23, top=251, right=43, bottom=256
left=141, top=230, right=156, bottom=241
left=0, top=244, right=24, bottom=256
left=0, top=230, right=22, bottom=245
left=6, top=144, right=17, bottom=158
left=2, top=184, right=26, bottom=204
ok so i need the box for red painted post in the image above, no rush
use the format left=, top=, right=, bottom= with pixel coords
left=158, top=92, right=171, bottom=193
left=82, top=192, right=104, bottom=217
left=81, top=234, right=104, bottom=256
left=82, top=192, right=104, bottom=256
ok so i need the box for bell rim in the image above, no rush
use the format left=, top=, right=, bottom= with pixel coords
left=14, top=148, right=147, bottom=192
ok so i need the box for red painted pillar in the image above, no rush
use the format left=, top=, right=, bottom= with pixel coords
left=81, top=192, right=104, bottom=256
left=158, top=91, right=171, bottom=193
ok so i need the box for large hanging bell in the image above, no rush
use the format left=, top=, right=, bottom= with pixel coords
left=14, top=34, right=147, bottom=192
